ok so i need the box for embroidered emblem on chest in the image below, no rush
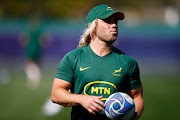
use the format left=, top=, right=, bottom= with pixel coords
left=112, top=67, right=122, bottom=76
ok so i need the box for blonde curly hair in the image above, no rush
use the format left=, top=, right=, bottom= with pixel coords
left=78, top=19, right=97, bottom=48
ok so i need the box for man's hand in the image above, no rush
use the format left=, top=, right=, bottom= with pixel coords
left=78, top=95, right=105, bottom=115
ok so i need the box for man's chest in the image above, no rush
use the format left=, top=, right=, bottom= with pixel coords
left=73, top=55, right=129, bottom=100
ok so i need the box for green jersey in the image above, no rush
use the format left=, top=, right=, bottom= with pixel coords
left=56, top=44, right=141, bottom=120
left=25, top=28, right=42, bottom=62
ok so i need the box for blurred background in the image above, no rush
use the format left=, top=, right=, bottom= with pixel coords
left=0, top=0, right=180, bottom=120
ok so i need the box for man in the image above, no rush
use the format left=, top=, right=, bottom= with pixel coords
left=51, top=4, right=144, bottom=120
left=19, top=15, right=52, bottom=89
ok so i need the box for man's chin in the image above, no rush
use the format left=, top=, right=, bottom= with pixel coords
left=110, top=36, right=117, bottom=42
left=101, top=36, right=117, bottom=43
left=106, top=39, right=116, bottom=44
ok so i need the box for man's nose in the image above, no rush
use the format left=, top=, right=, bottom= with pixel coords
left=111, top=22, right=118, bottom=28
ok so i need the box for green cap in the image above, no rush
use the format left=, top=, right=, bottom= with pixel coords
left=86, top=4, right=125, bottom=26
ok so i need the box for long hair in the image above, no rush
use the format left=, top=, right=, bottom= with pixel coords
left=78, top=19, right=97, bottom=48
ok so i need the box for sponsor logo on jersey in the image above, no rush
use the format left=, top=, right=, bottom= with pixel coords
left=112, top=67, right=122, bottom=76
left=83, top=81, right=117, bottom=100
left=79, top=67, right=91, bottom=71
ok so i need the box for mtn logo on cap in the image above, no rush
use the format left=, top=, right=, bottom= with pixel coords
left=107, top=7, right=112, bottom=10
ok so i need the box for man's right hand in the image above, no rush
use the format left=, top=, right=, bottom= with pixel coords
left=77, top=95, right=105, bottom=115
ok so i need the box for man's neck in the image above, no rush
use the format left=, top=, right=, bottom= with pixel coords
left=89, top=38, right=113, bottom=57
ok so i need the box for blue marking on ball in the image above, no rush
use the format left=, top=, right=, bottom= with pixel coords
left=113, top=102, right=120, bottom=110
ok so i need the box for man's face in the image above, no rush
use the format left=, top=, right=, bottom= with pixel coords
left=95, top=14, right=118, bottom=43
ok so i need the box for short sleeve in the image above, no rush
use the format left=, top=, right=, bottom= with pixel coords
left=55, top=53, right=74, bottom=83
left=127, top=59, right=142, bottom=90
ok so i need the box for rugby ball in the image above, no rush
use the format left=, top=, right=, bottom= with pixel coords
left=105, top=92, right=135, bottom=120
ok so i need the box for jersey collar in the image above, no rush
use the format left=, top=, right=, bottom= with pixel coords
left=86, top=44, right=114, bottom=58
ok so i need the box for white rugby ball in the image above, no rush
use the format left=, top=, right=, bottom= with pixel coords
left=105, top=92, right=135, bottom=120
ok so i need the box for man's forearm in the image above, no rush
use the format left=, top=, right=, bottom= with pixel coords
left=51, top=87, right=80, bottom=107
left=132, top=96, right=144, bottom=120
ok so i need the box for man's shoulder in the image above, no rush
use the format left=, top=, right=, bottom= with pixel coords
left=66, top=46, right=87, bottom=58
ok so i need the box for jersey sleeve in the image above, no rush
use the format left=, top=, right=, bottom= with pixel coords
left=127, top=59, right=142, bottom=90
left=55, top=53, right=74, bottom=83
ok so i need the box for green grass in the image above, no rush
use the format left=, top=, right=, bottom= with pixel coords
left=0, top=70, right=180, bottom=120
left=0, top=70, right=71, bottom=120
left=140, top=75, right=180, bottom=120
